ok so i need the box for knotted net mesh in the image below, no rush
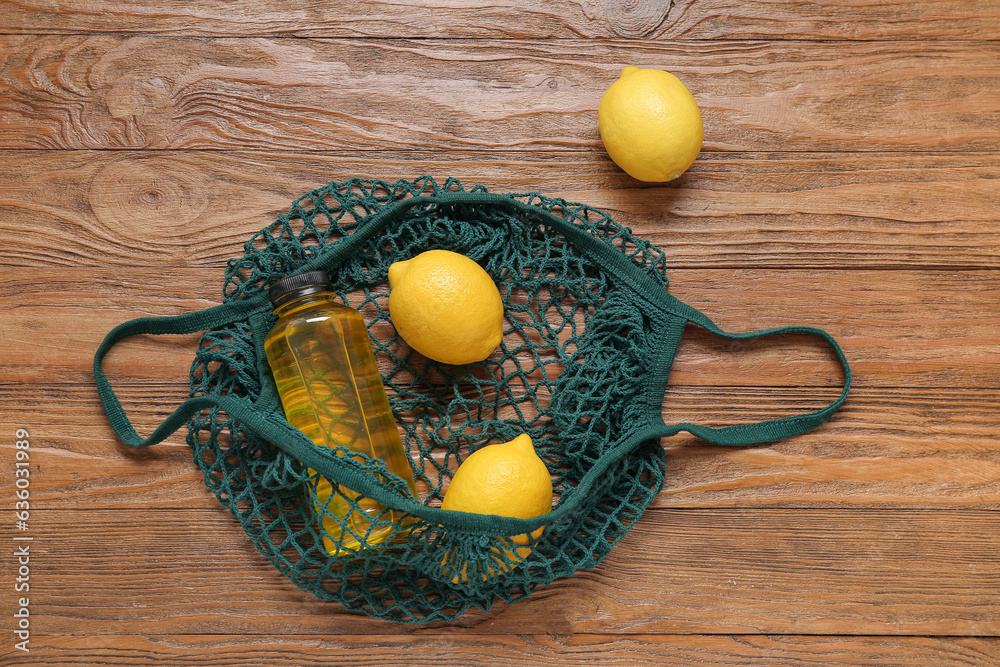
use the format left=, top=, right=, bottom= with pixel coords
left=185, top=176, right=677, bottom=622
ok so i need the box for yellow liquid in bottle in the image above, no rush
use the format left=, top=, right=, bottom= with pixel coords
left=263, top=290, right=417, bottom=556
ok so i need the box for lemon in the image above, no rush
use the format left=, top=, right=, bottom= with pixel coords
left=598, top=66, right=703, bottom=182
left=387, top=249, right=504, bottom=365
left=443, top=434, right=552, bottom=519
left=440, top=434, right=553, bottom=582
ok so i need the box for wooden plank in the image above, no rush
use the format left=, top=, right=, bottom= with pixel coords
left=14, top=634, right=1000, bottom=666
left=1, top=0, right=999, bottom=41
left=2, top=150, right=998, bottom=270
left=3, top=384, right=1000, bottom=510
left=658, top=386, right=1000, bottom=508
left=1, top=37, right=998, bottom=152
left=1, top=267, right=995, bottom=388
left=3, top=507, right=1000, bottom=635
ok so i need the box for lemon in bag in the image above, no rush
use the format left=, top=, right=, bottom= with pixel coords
left=440, top=434, right=553, bottom=583
left=388, top=249, right=504, bottom=365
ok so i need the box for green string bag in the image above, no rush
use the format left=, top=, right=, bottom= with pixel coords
left=94, top=176, right=851, bottom=622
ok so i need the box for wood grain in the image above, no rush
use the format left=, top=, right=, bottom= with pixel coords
left=3, top=384, right=999, bottom=510
left=4, top=507, right=1000, bottom=636
left=2, top=0, right=999, bottom=41
left=2, top=150, right=998, bottom=270
left=1, top=37, right=998, bottom=152
left=12, top=634, right=1000, bottom=666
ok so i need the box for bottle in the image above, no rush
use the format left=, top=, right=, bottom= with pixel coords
left=264, top=271, right=417, bottom=556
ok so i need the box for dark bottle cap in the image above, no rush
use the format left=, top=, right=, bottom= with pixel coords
left=268, top=270, right=332, bottom=307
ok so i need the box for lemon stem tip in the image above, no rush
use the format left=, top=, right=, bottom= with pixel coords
left=507, top=433, right=533, bottom=449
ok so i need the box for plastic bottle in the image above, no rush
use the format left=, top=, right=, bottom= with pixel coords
left=264, top=271, right=417, bottom=556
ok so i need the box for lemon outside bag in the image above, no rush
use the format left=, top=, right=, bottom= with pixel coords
left=94, top=176, right=851, bottom=622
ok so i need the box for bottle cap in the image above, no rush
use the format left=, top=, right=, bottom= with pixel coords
left=268, top=270, right=331, bottom=307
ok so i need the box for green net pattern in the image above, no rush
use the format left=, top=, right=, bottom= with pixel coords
left=187, top=176, right=677, bottom=621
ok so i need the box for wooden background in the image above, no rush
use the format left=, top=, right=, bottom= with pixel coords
left=1, top=1, right=999, bottom=664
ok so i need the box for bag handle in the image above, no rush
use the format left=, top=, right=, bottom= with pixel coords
left=93, top=298, right=273, bottom=447
left=656, top=304, right=852, bottom=446
left=90, top=295, right=413, bottom=506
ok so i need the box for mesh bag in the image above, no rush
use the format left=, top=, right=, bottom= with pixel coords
left=95, top=176, right=851, bottom=622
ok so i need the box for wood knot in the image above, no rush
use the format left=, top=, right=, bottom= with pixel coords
left=605, top=0, right=674, bottom=38
left=89, top=157, right=209, bottom=242
left=139, top=188, right=165, bottom=206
